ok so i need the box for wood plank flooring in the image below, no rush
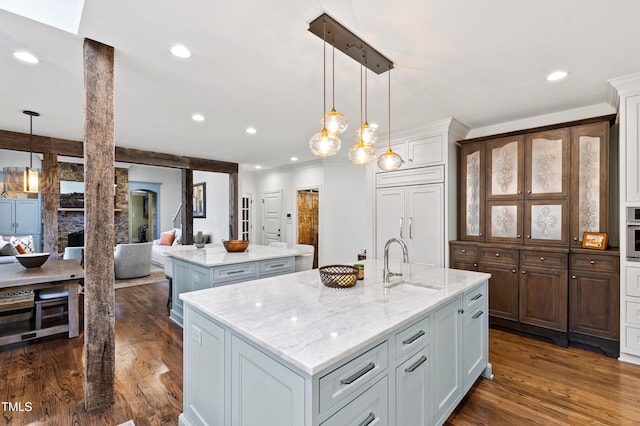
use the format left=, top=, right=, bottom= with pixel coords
left=1, top=280, right=640, bottom=425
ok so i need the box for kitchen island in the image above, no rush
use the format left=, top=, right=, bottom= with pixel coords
left=168, top=244, right=298, bottom=327
left=179, top=260, right=492, bottom=426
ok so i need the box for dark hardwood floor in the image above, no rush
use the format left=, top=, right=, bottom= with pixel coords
left=1, top=280, right=640, bottom=425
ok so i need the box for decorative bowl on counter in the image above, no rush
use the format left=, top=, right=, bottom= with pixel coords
left=15, top=253, right=50, bottom=268
left=222, top=239, right=249, bottom=253
left=319, top=265, right=359, bottom=288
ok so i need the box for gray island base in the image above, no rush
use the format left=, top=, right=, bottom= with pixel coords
left=179, top=259, right=492, bottom=426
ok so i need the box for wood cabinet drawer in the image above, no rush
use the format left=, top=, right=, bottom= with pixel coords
left=319, top=341, right=388, bottom=414
left=321, top=376, right=388, bottom=426
left=520, top=250, right=567, bottom=269
left=464, top=282, right=487, bottom=313
left=570, top=253, right=618, bottom=273
left=259, top=257, right=294, bottom=277
left=213, top=262, right=257, bottom=284
left=479, top=247, right=518, bottom=264
left=450, top=242, right=478, bottom=261
left=395, top=317, right=430, bottom=360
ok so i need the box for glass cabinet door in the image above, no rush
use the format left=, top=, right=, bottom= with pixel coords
left=485, top=200, right=523, bottom=244
left=460, top=142, right=485, bottom=241
left=486, top=135, right=524, bottom=199
left=569, top=122, right=609, bottom=247
left=524, top=200, right=569, bottom=246
left=525, top=128, right=570, bottom=198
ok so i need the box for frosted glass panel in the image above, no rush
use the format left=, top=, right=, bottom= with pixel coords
left=466, top=151, right=480, bottom=236
left=531, top=138, right=563, bottom=194
left=579, top=136, right=600, bottom=235
left=491, top=141, right=518, bottom=195
left=491, top=205, right=518, bottom=238
left=531, top=204, right=562, bottom=240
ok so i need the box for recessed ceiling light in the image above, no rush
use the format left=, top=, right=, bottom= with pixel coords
left=546, top=71, right=568, bottom=81
left=191, top=114, right=204, bottom=122
left=290, top=157, right=298, bottom=161
left=13, top=51, right=39, bottom=64
left=246, top=127, right=257, bottom=134
left=255, top=165, right=262, bottom=169
left=170, top=45, right=191, bottom=59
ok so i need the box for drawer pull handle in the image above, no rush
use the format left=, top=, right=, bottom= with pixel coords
left=473, top=263, right=478, bottom=267
left=521, top=270, right=526, bottom=274
left=495, top=253, right=500, bottom=257
left=512, top=269, right=516, bottom=273
left=462, top=249, right=466, bottom=253
left=572, top=275, right=576, bottom=279
left=403, top=330, right=426, bottom=345
left=340, top=362, right=375, bottom=385
left=590, top=260, right=595, bottom=265
left=270, top=263, right=285, bottom=268
left=471, top=293, right=482, bottom=301
left=405, top=355, right=428, bottom=373
left=527, top=235, right=531, bottom=239
left=540, top=257, right=545, bottom=261
left=472, top=310, right=484, bottom=319
left=358, top=412, right=376, bottom=426
left=574, top=237, right=578, bottom=241
left=227, top=270, right=245, bottom=275
left=517, top=234, right=521, bottom=238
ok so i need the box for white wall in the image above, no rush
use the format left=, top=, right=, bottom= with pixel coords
left=193, top=171, right=230, bottom=242
left=0, top=149, right=42, bottom=169
left=127, top=164, right=181, bottom=234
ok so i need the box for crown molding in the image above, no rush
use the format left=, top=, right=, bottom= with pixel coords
left=608, top=72, right=640, bottom=96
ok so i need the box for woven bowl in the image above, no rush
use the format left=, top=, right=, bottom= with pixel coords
left=222, top=239, right=249, bottom=253
left=319, top=265, right=359, bottom=288
left=15, top=253, right=50, bottom=268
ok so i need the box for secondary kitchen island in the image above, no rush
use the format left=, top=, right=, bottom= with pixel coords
left=169, top=244, right=298, bottom=327
left=179, top=259, right=492, bottom=426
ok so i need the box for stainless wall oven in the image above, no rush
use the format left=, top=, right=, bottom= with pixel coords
left=627, top=207, right=640, bottom=261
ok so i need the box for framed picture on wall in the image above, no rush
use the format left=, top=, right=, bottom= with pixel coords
left=193, top=182, right=206, bottom=218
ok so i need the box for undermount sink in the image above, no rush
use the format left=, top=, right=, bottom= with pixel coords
left=385, top=279, right=442, bottom=291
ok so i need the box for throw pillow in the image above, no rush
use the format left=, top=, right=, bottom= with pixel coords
left=15, top=244, right=26, bottom=254
left=10, top=235, right=34, bottom=254
left=0, top=241, right=19, bottom=256
left=159, top=232, right=175, bottom=246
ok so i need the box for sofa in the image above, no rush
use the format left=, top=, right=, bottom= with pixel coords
left=114, top=242, right=153, bottom=279
left=151, top=229, right=211, bottom=266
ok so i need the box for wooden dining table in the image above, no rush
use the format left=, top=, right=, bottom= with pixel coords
left=0, top=259, right=83, bottom=346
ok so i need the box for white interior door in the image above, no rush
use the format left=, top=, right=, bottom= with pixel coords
left=407, top=184, right=444, bottom=266
left=376, top=187, right=406, bottom=261
left=263, top=189, right=283, bottom=244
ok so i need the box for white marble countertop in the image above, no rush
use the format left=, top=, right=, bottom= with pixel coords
left=167, top=244, right=299, bottom=267
left=181, top=259, right=490, bottom=375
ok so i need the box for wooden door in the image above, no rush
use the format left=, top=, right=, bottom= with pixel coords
left=519, top=267, right=568, bottom=332
left=479, top=261, right=519, bottom=321
left=297, top=190, right=318, bottom=268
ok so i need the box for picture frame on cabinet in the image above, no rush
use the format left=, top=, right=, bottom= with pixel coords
left=582, top=232, right=608, bottom=250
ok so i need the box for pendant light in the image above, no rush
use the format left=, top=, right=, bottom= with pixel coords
left=349, top=62, right=376, bottom=165
left=377, top=70, right=404, bottom=171
left=322, top=43, right=348, bottom=136
left=23, top=110, right=40, bottom=193
left=310, top=21, right=340, bottom=157
left=355, top=58, right=378, bottom=146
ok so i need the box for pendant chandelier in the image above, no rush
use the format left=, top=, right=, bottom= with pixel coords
left=377, top=70, right=404, bottom=171
left=23, top=110, right=40, bottom=193
left=309, top=22, right=341, bottom=157
left=322, top=43, right=348, bottom=136
left=308, top=13, right=403, bottom=170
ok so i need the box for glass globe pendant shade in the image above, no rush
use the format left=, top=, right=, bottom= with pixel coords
left=377, top=148, right=404, bottom=171
left=23, top=167, right=39, bottom=193
left=322, top=108, right=348, bottom=135
left=309, top=129, right=341, bottom=157
left=356, top=122, right=379, bottom=146
left=349, top=141, right=376, bottom=165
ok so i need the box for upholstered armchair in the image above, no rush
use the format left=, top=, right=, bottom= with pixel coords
left=114, top=242, right=153, bottom=279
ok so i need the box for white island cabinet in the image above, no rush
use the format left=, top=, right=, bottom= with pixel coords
left=169, top=245, right=297, bottom=327
left=180, top=260, right=492, bottom=426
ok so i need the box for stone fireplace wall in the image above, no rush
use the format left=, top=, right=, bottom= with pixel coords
left=57, top=162, right=129, bottom=255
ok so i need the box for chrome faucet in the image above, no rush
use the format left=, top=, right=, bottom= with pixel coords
left=383, top=237, right=409, bottom=283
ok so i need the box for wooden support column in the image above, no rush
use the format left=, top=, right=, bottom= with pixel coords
left=41, top=152, right=58, bottom=259
left=182, top=168, right=193, bottom=245
left=83, top=38, right=115, bottom=411
left=229, top=172, right=238, bottom=239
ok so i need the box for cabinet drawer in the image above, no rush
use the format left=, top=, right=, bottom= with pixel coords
left=520, top=250, right=567, bottom=269
left=395, top=317, right=430, bottom=359
left=450, top=243, right=478, bottom=261
left=479, top=247, right=518, bottom=264
left=259, top=257, right=294, bottom=277
left=570, top=253, right=618, bottom=273
left=213, top=262, right=257, bottom=284
left=321, top=376, right=388, bottom=426
left=319, top=341, right=388, bottom=414
left=627, top=266, right=640, bottom=297
left=624, top=326, right=640, bottom=354
left=626, top=301, right=640, bottom=326
left=464, top=282, right=487, bottom=313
